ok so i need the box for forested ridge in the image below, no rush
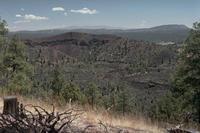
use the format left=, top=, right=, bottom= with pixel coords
left=0, top=19, right=200, bottom=129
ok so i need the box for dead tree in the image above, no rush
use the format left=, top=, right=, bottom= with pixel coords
left=0, top=102, right=82, bottom=133
left=3, top=96, right=19, bottom=116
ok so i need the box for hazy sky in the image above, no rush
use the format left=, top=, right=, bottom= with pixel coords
left=0, top=0, right=199, bottom=31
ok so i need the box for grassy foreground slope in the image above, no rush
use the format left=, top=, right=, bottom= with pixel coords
left=0, top=96, right=163, bottom=133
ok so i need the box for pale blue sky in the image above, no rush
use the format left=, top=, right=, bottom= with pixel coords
left=0, top=0, right=199, bottom=31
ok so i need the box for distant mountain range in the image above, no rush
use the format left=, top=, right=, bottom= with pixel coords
left=9, top=24, right=190, bottom=43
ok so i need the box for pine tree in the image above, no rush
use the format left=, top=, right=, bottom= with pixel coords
left=60, top=82, right=85, bottom=103
left=50, top=66, right=65, bottom=96
left=2, top=36, right=33, bottom=94
left=163, top=22, right=200, bottom=123
left=152, top=22, right=200, bottom=123
left=107, top=84, right=120, bottom=111
left=84, top=83, right=102, bottom=108
left=50, top=66, right=85, bottom=103
left=150, top=92, right=183, bottom=122
left=0, top=19, right=8, bottom=83
left=116, top=86, right=132, bottom=116
left=0, top=19, right=7, bottom=36
left=0, top=19, right=33, bottom=94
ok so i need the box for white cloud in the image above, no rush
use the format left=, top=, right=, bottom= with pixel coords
left=70, top=8, right=98, bottom=15
left=14, top=20, right=31, bottom=24
left=52, top=7, right=65, bottom=12
left=14, top=14, right=48, bottom=24
left=24, top=14, right=48, bottom=20
left=16, top=14, right=22, bottom=17
left=21, top=8, right=25, bottom=11
left=64, top=12, right=68, bottom=16
left=8, top=26, right=18, bottom=31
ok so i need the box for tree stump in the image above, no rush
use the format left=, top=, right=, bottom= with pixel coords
left=3, top=96, right=19, bottom=116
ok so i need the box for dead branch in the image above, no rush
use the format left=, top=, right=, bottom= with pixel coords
left=98, top=120, right=109, bottom=133
left=0, top=103, right=82, bottom=133
left=82, top=124, right=96, bottom=133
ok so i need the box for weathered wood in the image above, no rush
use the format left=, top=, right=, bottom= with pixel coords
left=3, top=96, right=19, bottom=116
left=167, top=128, right=193, bottom=133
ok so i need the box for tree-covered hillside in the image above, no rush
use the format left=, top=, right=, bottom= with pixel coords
left=2, top=18, right=200, bottom=127
left=23, top=31, right=179, bottom=114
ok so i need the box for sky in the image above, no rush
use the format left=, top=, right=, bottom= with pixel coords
left=0, top=0, right=199, bottom=31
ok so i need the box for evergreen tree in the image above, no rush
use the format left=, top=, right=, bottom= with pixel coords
left=116, top=86, right=132, bottom=116
left=172, top=22, right=200, bottom=123
left=0, top=18, right=7, bottom=36
left=150, top=92, right=183, bottom=122
left=84, top=83, right=102, bottom=108
left=107, top=84, right=119, bottom=111
left=0, top=19, right=8, bottom=83
left=154, top=22, right=200, bottom=123
left=0, top=19, right=33, bottom=94
left=50, top=66, right=85, bottom=103
left=60, top=82, right=85, bottom=103
left=0, top=30, right=33, bottom=94
left=50, top=66, right=65, bottom=96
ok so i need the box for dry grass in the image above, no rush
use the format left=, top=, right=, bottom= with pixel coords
left=83, top=107, right=164, bottom=133
left=0, top=95, right=164, bottom=133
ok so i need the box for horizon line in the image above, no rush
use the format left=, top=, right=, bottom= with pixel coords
left=9, top=23, right=191, bottom=32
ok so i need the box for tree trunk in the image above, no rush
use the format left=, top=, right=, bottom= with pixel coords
left=3, top=96, right=19, bottom=116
